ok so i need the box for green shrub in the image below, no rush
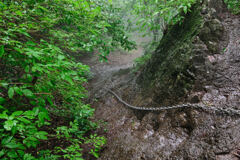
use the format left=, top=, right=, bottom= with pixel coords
left=224, top=0, right=240, bottom=14
left=0, top=0, right=135, bottom=159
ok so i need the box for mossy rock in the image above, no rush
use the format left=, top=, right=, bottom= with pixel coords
left=137, top=1, right=224, bottom=104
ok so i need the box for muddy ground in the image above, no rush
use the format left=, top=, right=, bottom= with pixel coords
left=81, top=11, right=240, bottom=160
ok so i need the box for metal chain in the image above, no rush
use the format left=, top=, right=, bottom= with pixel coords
left=106, top=89, right=240, bottom=116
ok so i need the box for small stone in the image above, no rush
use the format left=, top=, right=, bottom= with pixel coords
left=207, top=55, right=217, bottom=64
left=178, top=113, right=188, bottom=127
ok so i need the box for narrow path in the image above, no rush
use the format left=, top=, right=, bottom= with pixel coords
left=81, top=33, right=151, bottom=99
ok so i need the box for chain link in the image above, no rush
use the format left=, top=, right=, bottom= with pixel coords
left=107, top=89, right=240, bottom=116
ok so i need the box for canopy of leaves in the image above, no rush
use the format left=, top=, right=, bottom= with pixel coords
left=133, top=0, right=196, bottom=33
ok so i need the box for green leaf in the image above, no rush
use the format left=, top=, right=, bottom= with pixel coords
left=46, top=96, right=53, bottom=105
left=0, top=82, right=8, bottom=88
left=17, top=150, right=25, bottom=157
left=11, top=125, right=17, bottom=135
left=17, top=117, right=31, bottom=124
left=17, top=28, right=31, bottom=38
left=23, top=110, right=34, bottom=118
left=8, top=87, right=14, bottom=99
left=13, top=86, right=21, bottom=95
left=183, top=6, right=188, bottom=14
left=58, top=55, right=65, bottom=60
left=11, top=111, right=23, bottom=117
left=32, top=107, right=40, bottom=116
left=0, top=149, right=5, bottom=157
left=4, top=120, right=15, bottom=131
left=7, top=150, right=18, bottom=158
left=1, top=136, right=13, bottom=145
left=65, top=76, right=73, bottom=85
left=5, top=141, right=25, bottom=149
left=0, top=97, right=5, bottom=104
left=0, top=111, right=8, bottom=119
left=35, top=131, right=48, bottom=140
left=0, top=45, right=4, bottom=57
left=38, top=112, right=49, bottom=124
left=22, top=89, right=34, bottom=97
left=23, top=153, right=36, bottom=160
left=25, top=65, right=30, bottom=73
left=23, top=137, right=38, bottom=148
left=15, top=10, right=23, bottom=17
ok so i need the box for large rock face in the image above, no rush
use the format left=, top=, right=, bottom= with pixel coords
left=137, top=0, right=225, bottom=105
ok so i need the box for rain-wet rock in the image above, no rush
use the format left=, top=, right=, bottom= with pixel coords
left=175, top=112, right=189, bottom=128
left=207, top=55, right=217, bottom=64
left=157, top=111, right=167, bottom=125
left=90, top=0, right=240, bottom=159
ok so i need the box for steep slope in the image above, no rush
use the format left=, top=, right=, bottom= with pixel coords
left=88, top=0, right=240, bottom=159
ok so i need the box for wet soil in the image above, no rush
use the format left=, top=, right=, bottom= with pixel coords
left=82, top=12, right=240, bottom=160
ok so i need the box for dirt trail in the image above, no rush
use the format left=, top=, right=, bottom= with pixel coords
left=81, top=34, right=151, bottom=99
left=81, top=12, right=240, bottom=160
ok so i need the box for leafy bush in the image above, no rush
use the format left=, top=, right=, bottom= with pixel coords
left=55, top=121, right=106, bottom=159
left=0, top=0, right=134, bottom=159
left=132, top=0, right=196, bottom=39
left=224, top=0, right=240, bottom=14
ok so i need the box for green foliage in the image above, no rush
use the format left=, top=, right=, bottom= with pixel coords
left=133, top=0, right=196, bottom=31
left=0, top=0, right=138, bottom=158
left=224, top=0, right=240, bottom=14
left=85, top=134, right=106, bottom=158
left=0, top=108, right=49, bottom=159
left=54, top=121, right=85, bottom=160
left=119, top=0, right=196, bottom=73
left=56, top=143, right=83, bottom=160
left=55, top=121, right=106, bottom=159
left=37, top=150, right=60, bottom=160
left=47, top=0, right=136, bottom=60
left=121, top=0, right=196, bottom=43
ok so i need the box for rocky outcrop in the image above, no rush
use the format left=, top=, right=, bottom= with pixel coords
left=137, top=0, right=226, bottom=105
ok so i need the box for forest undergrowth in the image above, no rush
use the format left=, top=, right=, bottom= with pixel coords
left=0, top=0, right=239, bottom=159
left=0, top=0, right=135, bottom=159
